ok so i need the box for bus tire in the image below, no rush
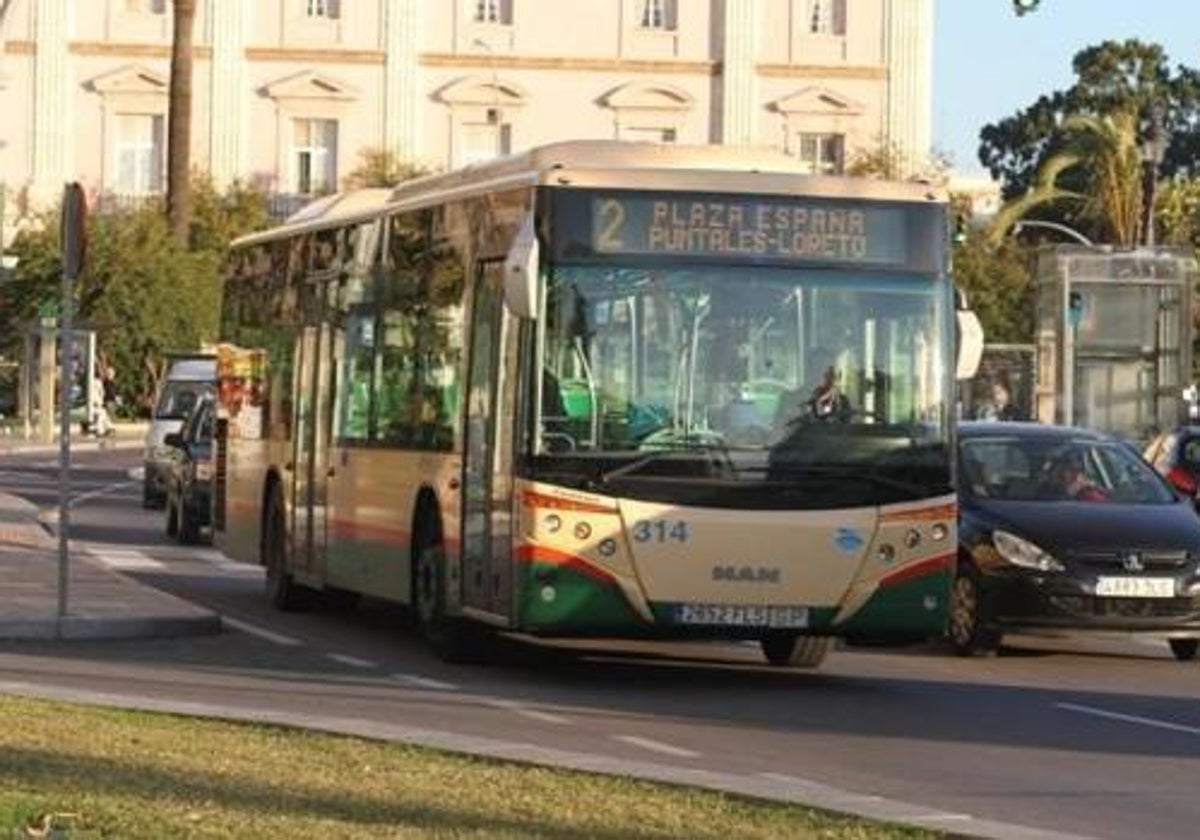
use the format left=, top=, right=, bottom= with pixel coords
left=413, top=529, right=486, bottom=664
left=165, top=499, right=179, bottom=538
left=1169, top=638, right=1198, bottom=661
left=264, top=486, right=309, bottom=611
left=761, top=634, right=832, bottom=668
left=948, top=566, right=1000, bottom=656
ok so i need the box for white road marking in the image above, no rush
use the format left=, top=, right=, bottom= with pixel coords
left=759, top=774, right=973, bottom=822
left=67, top=480, right=137, bottom=507
left=613, top=734, right=700, bottom=758
left=481, top=697, right=571, bottom=725
left=220, top=616, right=303, bottom=647
left=85, top=548, right=165, bottom=571
left=389, top=673, right=458, bottom=691
left=326, top=653, right=378, bottom=669
left=127, top=466, right=145, bottom=481
left=1056, top=702, right=1200, bottom=736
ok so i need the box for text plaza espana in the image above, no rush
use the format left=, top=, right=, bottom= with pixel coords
left=647, top=200, right=871, bottom=260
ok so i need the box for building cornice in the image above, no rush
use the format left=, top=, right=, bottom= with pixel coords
left=756, top=63, right=886, bottom=80
left=246, top=46, right=385, bottom=64
left=67, top=41, right=214, bottom=59
left=422, top=53, right=719, bottom=76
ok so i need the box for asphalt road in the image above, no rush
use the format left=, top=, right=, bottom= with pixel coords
left=2, top=447, right=1199, bottom=840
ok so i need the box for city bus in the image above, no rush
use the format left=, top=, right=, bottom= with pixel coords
left=214, top=141, right=981, bottom=667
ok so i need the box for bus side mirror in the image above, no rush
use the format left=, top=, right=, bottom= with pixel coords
left=503, top=214, right=539, bottom=318
left=956, top=309, right=984, bottom=380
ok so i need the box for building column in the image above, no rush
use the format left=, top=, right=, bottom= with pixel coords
left=884, top=0, right=933, bottom=175
left=383, top=0, right=422, bottom=163
left=720, top=0, right=758, bottom=146
left=31, top=0, right=70, bottom=202
left=208, top=0, right=249, bottom=188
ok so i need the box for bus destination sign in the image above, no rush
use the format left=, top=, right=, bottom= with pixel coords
left=590, top=195, right=909, bottom=265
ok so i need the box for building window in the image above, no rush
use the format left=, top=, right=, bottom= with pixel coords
left=307, top=0, right=341, bottom=18
left=293, top=118, right=338, bottom=194
left=473, top=0, right=511, bottom=24
left=640, top=0, right=677, bottom=29
left=460, top=121, right=511, bottom=166
left=807, top=0, right=845, bottom=35
left=621, top=126, right=677, bottom=144
left=115, top=114, right=165, bottom=194
left=796, top=132, right=844, bottom=174
left=124, top=0, right=166, bottom=13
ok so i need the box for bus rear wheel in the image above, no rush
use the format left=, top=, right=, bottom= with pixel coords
left=264, top=487, right=309, bottom=611
left=1169, top=639, right=1198, bottom=661
left=413, top=534, right=486, bottom=664
left=761, top=634, right=833, bottom=668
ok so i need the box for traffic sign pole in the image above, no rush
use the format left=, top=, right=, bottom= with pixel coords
left=57, top=183, right=87, bottom=625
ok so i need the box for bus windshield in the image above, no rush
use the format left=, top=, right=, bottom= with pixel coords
left=532, top=262, right=951, bottom=509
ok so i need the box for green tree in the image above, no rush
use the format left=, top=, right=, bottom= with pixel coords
left=989, top=109, right=1144, bottom=246
left=344, top=148, right=431, bottom=189
left=954, top=237, right=1035, bottom=344
left=979, top=40, right=1200, bottom=204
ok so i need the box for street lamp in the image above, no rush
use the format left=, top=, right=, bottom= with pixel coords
left=1012, top=0, right=1041, bottom=15
left=1141, top=103, right=1169, bottom=247
left=1012, top=219, right=1095, bottom=247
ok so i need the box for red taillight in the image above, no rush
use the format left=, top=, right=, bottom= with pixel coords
left=1167, top=467, right=1197, bottom=496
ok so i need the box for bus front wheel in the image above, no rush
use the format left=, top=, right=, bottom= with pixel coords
left=264, top=488, right=309, bottom=611
left=761, top=634, right=832, bottom=668
left=413, top=536, right=486, bottom=664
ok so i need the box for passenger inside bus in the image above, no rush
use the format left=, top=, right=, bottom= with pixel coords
left=773, top=346, right=852, bottom=430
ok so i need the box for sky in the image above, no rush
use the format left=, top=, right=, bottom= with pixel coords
left=934, top=0, right=1200, bottom=176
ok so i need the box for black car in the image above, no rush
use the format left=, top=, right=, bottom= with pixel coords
left=163, top=397, right=215, bottom=545
left=953, top=422, right=1200, bottom=660
left=1143, top=426, right=1200, bottom=500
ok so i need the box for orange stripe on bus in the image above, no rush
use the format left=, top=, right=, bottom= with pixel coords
left=879, top=503, right=957, bottom=524
left=521, top=491, right=616, bottom=515
left=515, top=544, right=617, bottom=585
left=878, top=552, right=954, bottom=589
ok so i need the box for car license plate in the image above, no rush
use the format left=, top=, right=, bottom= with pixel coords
left=673, top=604, right=809, bottom=628
left=1095, top=577, right=1176, bottom=598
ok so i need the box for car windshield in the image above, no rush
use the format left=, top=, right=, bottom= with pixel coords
left=960, top=435, right=1176, bottom=504
left=531, top=263, right=952, bottom=508
left=155, top=381, right=214, bottom=420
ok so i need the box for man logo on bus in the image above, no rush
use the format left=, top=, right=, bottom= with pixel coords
left=712, top=565, right=782, bottom=584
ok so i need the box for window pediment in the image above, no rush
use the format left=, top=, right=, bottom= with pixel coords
left=771, top=86, right=863, bottom=116
left=87, top=65, right=168, bottom=97
left=601, top=81, right=692, bottom=112
left=263, top=70, right=359, bottom=102
left=435, top=75, right=527, bottom=108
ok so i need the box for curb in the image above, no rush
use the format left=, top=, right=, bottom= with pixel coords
left=0, top=613, right=222, bottom=641
left=0, top=439, right=144, bottom=456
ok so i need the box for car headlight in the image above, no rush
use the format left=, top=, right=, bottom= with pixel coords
left=992, top=530, right=1064, bottom=572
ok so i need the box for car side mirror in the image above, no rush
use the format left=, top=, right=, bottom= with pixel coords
left=163, top=432, right=185, bottom=449
left=1167, top=467, right=1197, bottom=497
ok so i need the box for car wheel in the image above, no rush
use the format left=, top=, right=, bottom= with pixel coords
left=179, top=500, right=200, bottom=545
left=165, top=499, right=179, bottom=538
left=760, top=634, right=833, bottom=668
left=949, top=568, right=1000, bottom=656
left=1169, top=639, right=1198, bottom=661
left=263, top=487, right=309, bottom=611
left=413, top=531, right=485, bottom=664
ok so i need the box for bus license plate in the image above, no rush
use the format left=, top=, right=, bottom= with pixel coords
left=1095, top=577, right=1175, bottom=598
left=674, top=604, right=809, bottom=628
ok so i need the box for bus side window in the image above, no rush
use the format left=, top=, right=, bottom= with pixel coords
left=373, top=212, right=426, bottom=447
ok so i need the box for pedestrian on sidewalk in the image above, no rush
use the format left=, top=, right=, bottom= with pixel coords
left=94, top=366, right=118, bottom=437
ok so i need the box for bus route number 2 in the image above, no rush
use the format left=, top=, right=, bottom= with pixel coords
left=632, top=520, right=690, bottom=544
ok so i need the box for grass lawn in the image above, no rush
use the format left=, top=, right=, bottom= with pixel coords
left=0, top=694, right=947, bottom=839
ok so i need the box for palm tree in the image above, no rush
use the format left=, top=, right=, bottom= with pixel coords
left=167, top=0, right=197, bottom=244
left=989, top=109, right=1143, bottom=247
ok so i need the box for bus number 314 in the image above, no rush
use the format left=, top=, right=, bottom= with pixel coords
left=632, top=520, right=691, bottom=543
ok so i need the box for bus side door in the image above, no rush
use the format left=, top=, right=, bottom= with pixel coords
left=461, top=260, right=517, bottom=619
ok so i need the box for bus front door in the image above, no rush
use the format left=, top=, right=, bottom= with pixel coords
left=291, top=322, right=334, bottom=584
left=461, top=261, right=516, bottom=619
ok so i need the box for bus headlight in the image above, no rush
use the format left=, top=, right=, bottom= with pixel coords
left=992, top=530, right=1063, bottom=572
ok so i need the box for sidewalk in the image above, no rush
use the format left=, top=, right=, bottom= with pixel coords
left=0, top=421, right=148, bottom=456
left=0, top=491, right=221, bottom=642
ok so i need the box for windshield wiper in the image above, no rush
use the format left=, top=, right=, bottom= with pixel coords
left=593, top=438, right=734, bottom=486
left=769, top=465, right=933, bottom=497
